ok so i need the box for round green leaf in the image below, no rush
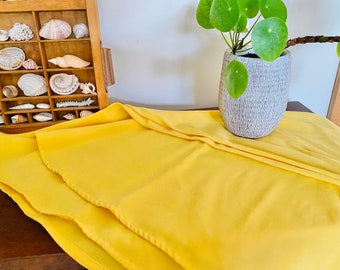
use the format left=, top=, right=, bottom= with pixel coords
left=239, top=0, right=260, bottom=18
left=235, top=13, right=248, bottom=33
left=224, top=60, right=248, bottom=98
left=337, top=43, right=340, bottom=59
left=260, top=0, right=287, bottom=22
left=210, top=0, right=239, bottom=32
left=251, top=17, right=288, bottom=62
left=196, top=0, right=214, bottom=29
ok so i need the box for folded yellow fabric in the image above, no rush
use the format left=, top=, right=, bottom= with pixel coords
left=1, top=103, right=340, bottom=270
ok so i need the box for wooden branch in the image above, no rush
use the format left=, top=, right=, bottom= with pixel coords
left=286, top=35, right=340, bottom=49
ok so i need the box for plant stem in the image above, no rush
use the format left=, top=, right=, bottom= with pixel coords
left=286, top=35, right=340, bottom=48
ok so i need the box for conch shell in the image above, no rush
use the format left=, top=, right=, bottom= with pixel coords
left=39, top=19, right=72, bottom=40
left=48, top=55, right=90, bottom=68
left=73, top=23, right=89, bottom=39
left=11, top=114, right=28, bottom=124
left=2, top=85, right=18, bottom=98
left=49, top=73, right=79, bottom=95
left=18, top=73, right=47, bottom=96
left=22, top=59, right=42, bottom=70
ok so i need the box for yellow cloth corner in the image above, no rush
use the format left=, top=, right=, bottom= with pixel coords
left=1, top=103, right=340, bottom=270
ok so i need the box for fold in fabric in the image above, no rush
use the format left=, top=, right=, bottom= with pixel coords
left=1, top=103, right=340, bottom=270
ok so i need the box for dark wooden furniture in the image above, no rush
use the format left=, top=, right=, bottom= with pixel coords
left=0, top=101, right=312, bottom=270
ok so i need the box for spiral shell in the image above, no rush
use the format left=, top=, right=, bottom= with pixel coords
left=49, top=73, right=79, bottom=95
left=73, top=23, right=89, bottom=39
left=9, top=23, right=34, bottom=41
left=80, top=82, right=96, bottom=94
left=2, top=85, right=19, bottom=98
left=22, top=59, right=42, bottom=70
left=39, top=19, right=72, bottom=40
left=18, top=73, right=47, bottom=96
left=11, top=114, right=28, bottom=124
left=48, top=55, right=90, bottom=68
left=0, top=47, right=25, bottom=71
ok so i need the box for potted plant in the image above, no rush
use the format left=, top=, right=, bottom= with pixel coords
left=196, top=0, right=340, bottom=138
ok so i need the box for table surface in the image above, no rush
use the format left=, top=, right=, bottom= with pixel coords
left=0, top=101, right=312, bottom=270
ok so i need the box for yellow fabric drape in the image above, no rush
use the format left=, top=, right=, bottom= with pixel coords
left=1, top=103, right=340, bottom=270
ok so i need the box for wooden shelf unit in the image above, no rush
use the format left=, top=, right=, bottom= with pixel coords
left=0, top=0, right=112, bottom=133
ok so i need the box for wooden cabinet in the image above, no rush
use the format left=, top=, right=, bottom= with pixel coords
left=0, top=0, right=113, bottom=133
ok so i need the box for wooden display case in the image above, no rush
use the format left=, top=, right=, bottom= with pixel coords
left=0, top=0, right=113, bottom=133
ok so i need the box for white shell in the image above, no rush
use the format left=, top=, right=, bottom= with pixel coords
left=11, top=114, right=28, bottom=124
left=9, top=23, right=34, bottom=41
left=0, top=115, right=3, bottom=125
left=18, top=73, right=47, bottom=96
left=36, top=103, right=51, bottom=109
left=48, top=55, right=90, bottom=68
left=2, top=85, right=19, bottom=98
left=39, top=19, right=72, bottom=40
left=80, top=110, right=94, bottom=118
left=0, top=47, right=25, bottom=70
left=56, top=98, right=95, bottom=108
left=49, top=73, right=79, bottom=95
left=9, top=103, right=35, bottom=110
left=63, top=113, right=76, bottom=120
left=33, top=112, right=52, bottom=122
left=80, top=82, right=96, bottom=94
left=73, top=23, right=89, bottom=39
left=22, top=59, right=42, bottom=70
left=0, top=30, right=9, bottom=41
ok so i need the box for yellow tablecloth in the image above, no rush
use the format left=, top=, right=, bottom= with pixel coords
left=1, top=103, right=340, bottom=270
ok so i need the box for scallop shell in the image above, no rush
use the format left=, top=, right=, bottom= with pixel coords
left=0, top=47, right=25, bottom=71
left=11, top=114, right=28, bottom=124
left=36, top=103, right=51, bottom=109
left=63, top=113, right=76, bottom=120
left=73, top=23, right=89, bottom=39
left=9, top=23, right=34, bottom=41
left=48, top=55, right=91, bottom=68
left=22, top=59, right=42, bottom=70
left=2, top=85, right=19, bottom=98
left=18, top=73, right=47, bottom=96
left=0, top=30, right=9, bottom=41
left=9, top=103, right=35, bottom=110
left=49, top=73, right=79, bottom=95
left=33, top=112, right=52, bottom=122
left=39, top=19, right=72, bottom=40
left=0, top=115, right=3, bottom=125
left=80, top=110, right=94, bottom=118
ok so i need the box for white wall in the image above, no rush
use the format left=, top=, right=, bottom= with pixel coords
left=97, top=0, right=340, bottom=115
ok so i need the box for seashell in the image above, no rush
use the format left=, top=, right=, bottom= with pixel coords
left=2, top=85, right=19, bottom=98
left=22, top=59, right=42, bottom=70
left=48, top=55, right=91, bottom=68
left=0, top=30, right=9, bottom=41
left=49, top=73, right=79, bottom=95
left=33, top=112, right=52, bottom=122
left=56, top=98, right=95, bottom=108
left=9, top=103, right=35, bottom=110
left=39, top=19, right=72, bottom=40
left=36, top=103, right=50, bottom=109
left=73, top=23, right=89, bottom=39
left=0, top=115, right=3, bottom=125
left=63, top=113, right=76, bottom=120
left=9, top=23, right=34, bottom=41
left=0, top=47, right=25, bottom=70
left=80, top=110, right=94, bottom=118
left=11, top=114, right=28, bottom=124
left=18, top=73, right=47, bottom=96
left=80, top=82, right=96, bottom=94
